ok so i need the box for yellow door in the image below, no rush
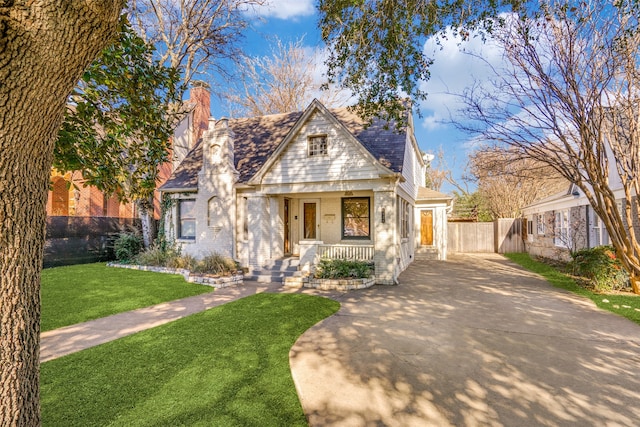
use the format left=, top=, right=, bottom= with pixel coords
left=421, top=210, right=434, bottom=246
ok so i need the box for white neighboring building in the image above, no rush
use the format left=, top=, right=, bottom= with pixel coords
left=160, top=93, right=451, bottom=284
left=522, top=183, right=629, bottom=260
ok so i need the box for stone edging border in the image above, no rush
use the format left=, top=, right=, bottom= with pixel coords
left=284, top=276, right=375, bottom=291
left=107, top=263, right=243, bottom=288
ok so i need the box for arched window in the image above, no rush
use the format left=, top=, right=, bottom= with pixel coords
left=51, top=177, right=69, bottom=216
left=208, top=196, right=222, bottom=227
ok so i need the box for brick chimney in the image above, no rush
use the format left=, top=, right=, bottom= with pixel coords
left=190, top=81, right=211, bottom=148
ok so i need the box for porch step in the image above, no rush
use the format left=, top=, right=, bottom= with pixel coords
left=415, top=247, right=439, bottom=261
left=261, top=257, right=300, bottom=270
left=245, top=257, right=300, bottom=283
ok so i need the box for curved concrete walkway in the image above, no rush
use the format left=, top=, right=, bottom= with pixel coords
left=40, top=279, right=348, bottom=363
left=40, top=281, right=309, bottom=362
left=290, top=253, right=640, bottom=426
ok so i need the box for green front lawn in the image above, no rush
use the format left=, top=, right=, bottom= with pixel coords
left=41, top=263, right=213, bottom=331
left=505, top=253, right=640, bottom=326
left=41, top=293, right=340, bottom=427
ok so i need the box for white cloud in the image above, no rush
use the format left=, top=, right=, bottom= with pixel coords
left=253, top=0, right=315, bottom=20
left=419, top=29, right=506, bottom=131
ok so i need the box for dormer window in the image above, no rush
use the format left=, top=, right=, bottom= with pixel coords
left=308, top=135, right=328, bottom=157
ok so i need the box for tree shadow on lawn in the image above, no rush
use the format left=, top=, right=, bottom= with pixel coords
left=41, top=293, right=339, bottom=427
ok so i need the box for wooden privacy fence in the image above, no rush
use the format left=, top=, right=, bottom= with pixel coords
left=448, top=219, right=525, bottom=254
left=44, top=216, right=141, bottom=268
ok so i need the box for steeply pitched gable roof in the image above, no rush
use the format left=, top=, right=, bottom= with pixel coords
left=160, top=102, right=408, bottom=191
left=331, top=107, right=406, bottom=172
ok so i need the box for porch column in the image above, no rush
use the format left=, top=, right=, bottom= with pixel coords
left=247, top=194, right=270, bottom=269
left=270, top=196, right=284, bottom=260
left=374, top=190, right=398, bottom=285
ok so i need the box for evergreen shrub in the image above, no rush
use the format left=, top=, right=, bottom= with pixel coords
left=569, top=245, right=629, bottom=292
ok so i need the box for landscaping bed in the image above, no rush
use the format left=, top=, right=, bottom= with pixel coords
left=108, top=262, right=243, bottom=288
left=285, top=275, right=375, bottom=290
left=285, top=258, right=375, bottom=290
left=112, top=233, right=243, bottom=287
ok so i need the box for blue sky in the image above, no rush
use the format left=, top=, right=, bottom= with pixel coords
left=206, top=1, right=505, bottom=194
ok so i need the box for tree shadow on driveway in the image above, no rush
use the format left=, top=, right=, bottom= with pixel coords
left=290, top=253, right=640, bottom=426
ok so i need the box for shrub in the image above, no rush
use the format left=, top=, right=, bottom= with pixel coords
left=193, top=252, right=238, bottom=275
left=113, top=232, right=143, bottom=263
left=134, top=244, right=237, bottom=276
left=314, top=259, right=373, bottom=279
left=166, top=253, right=198, bottom=271
left=136, top=243, right=178, bottom=267
left=569, top=245, right=629, bottom=292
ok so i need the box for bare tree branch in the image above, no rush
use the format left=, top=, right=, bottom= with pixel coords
left=457, top=1, right=640, bottom=292
left=223, top=36, right=352, bottom=116
left=128, top=0, right=266, bottom=89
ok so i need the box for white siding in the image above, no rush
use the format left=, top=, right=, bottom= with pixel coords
left=262, top=111, right=381, bottom=185
left=398, top=134, right=421, bottom=199
left=320, top=197, right=342, bottom=244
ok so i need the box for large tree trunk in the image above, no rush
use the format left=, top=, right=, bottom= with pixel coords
left=0, top=2, right=122, bottom=425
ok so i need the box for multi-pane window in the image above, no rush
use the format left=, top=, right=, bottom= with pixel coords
left=178, top=199, right=196, bottom=240
left=398, top=198, right=410, bottom=239
left=554, top=210, right=570, bottom=248
left=342, top=197, right=370, bottom=239
left=589, top=207, right=610, bottom=247
left=308, top=135, right=328, bottom=157
left=536, top=213, right=546, bottom=235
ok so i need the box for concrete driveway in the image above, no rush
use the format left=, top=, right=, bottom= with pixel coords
left=290, top=253, right=640, bottom=426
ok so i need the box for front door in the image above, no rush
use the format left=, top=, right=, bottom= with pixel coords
left=421, top=210, right=434, bottom=246
left=301, top=199, right=320, bottom=240
left=284, top=198, right=291, bottom=254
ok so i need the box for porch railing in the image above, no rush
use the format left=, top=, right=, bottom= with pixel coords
left=317, top=244, right=375, bottom=262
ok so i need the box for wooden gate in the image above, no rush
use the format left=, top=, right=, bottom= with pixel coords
left=448, top=219, right=525, bottom=253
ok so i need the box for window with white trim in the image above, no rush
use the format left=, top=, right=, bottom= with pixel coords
left=398, top=197, right=410, bottom=239
left=178, top=199, right=196, bottom=240
left=536, top=213, right=546, bottom=235
left=554, top=209, right=570, bottom=248
left=307, top=135, right=328, bottom=157
left=589, top=207, right=610, bottom=247
left=342, top=197, right=370, bottom=239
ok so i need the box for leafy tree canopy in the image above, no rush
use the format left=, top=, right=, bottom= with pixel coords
left=54, top=18, right=183, bottom=202
left=318, top=0, right=526, bottom=125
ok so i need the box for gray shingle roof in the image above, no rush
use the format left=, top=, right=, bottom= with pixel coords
left=416, top=187, right=452, bottom=201
left=160, top=105, right=407, bottom=191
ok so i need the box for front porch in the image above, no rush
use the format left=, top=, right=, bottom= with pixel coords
left=245, top=243, right=375, bottom=284
left=238, top=189, right=402, bottom=284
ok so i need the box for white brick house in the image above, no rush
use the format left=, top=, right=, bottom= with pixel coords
left=523, top=184, right=634, bottom=261
left=160, top=95, right=450, bottom=284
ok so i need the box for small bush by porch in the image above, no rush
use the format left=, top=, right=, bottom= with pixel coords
left=285, top=258, right=376, bottom=291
